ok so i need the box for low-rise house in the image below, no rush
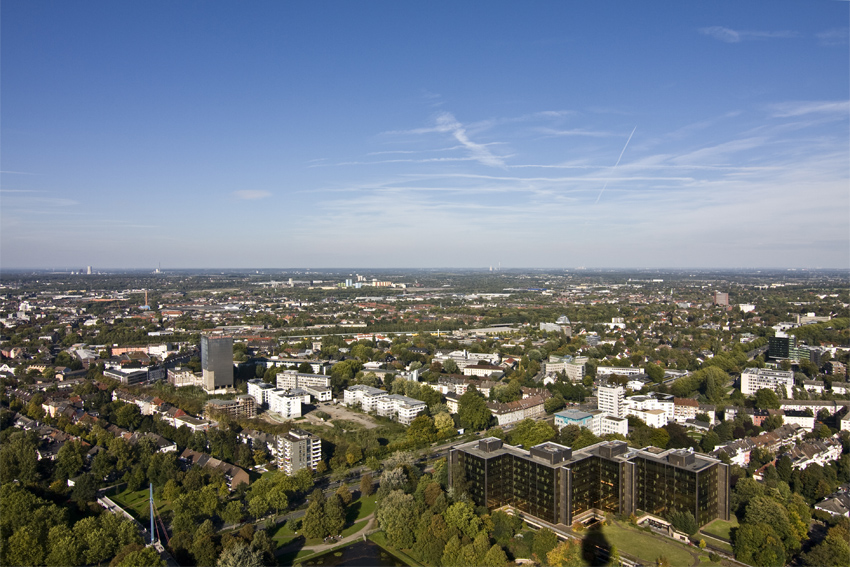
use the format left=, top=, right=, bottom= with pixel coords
left=179, top=448, right=250, bottom=489
left=782, top=437, right=843, bottom=469
left=802, top=380, right=825, bottom=395
left=173, top=414, right=214, bottom=432
left=815, top=493, right=850, bottom=518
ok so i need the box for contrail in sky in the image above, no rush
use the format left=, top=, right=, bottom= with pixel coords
left=594, top=126, right=636, bottom=204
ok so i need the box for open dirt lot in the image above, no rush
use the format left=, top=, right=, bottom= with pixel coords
left=304, top=402, right=380, bottom=429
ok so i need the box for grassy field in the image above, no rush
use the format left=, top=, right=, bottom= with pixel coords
left=602, top=523, right=696, bottom=567
left=700, top=517, right=738, bottom=541
left=700, top=534, right=734, bottom=554
left=346, top=494, right=377, bottom=524
left=341, top=519, right=368, bottom=538
left=110, top=488, right=172, bottom=520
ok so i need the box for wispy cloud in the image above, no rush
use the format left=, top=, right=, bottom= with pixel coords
left=816, top=28, right=849, bottom=46
left=432, top=112, right=507, bottom=167
left=232, top=190, right=272, bottom=200
left=699, top=26, right=799, bottom=43
left=769, top=100, right=850, bottom=118
left=535, top=128, right=614, bottom=138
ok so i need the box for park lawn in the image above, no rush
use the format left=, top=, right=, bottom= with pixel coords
left=270, top=523, right=299, bottom=546
left=341, top=519, right=368, bottom=538
left=602, top=523, right=695, bottom=567
left=346, top=494, right=378, bottom=525
left=111, top=488, right=171, bottom=520
left=700, top=517, right=738, bottom=541
left=700, top=534, right=733, bottom=554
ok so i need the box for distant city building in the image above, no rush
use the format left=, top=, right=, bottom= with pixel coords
left=714, top=292, right=729, bottom=306
left=768, top=334, right=810, bottom=362
left=201, top=336, right=233, bottom=391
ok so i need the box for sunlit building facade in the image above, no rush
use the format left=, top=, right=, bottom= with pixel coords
left=448, top=438, right=729, bottom=528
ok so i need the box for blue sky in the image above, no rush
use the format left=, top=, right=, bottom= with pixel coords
left=2, top=1, right=848, bottom=270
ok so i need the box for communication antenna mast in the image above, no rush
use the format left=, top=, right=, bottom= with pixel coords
left=149, top=483, right=155, bottom=544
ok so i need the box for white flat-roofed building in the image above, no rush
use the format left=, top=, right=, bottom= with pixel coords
left=462, top=364, right=505, bottom=378
left=802, top=380, right=825, bottom=395
left=376, top=394, right=427, bottom=425
left=600, top=414, right=629, bottom=436
left=741, top=368, right=794, bottom=396
left=597, top=384, right=625, bottom=418
left=303, top=385, right=332, bottom=402
left=343, top=385, right=388, bottom=411
left=174, top=414, right=214, bottom=432
left=277, top=370, right=332, bottom=390
left=629, top=408, right=668, bottom=428
left=596, top=366, right=643, bottom=377
left=624, top=394, right=674, bottom=424
left=247, top=378, right=275, bottom=405
left=268, top=388, right=302, bottom=419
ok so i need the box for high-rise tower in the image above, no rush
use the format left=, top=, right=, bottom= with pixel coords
left=201, top=336, right=234, bottom=391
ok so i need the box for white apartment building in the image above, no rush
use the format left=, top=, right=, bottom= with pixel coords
left=599, top=414, right=629, bottom=436
left=267, top=388, right=302, bottom=419
left=276, top=370, right=332, bottom=390
left=673, top=398, right=699, bottom=424
left=597, top=384, right=625, bottom=418
left=376, top=394, right=427, bottom=425
left=629, top=408, right=668, bottom=428
left=624, top=394, right=674, bottom=425
left=740, top=368, right=794, bottom=396
left=343, top=385, right=388, bottom=411
left=303, top=385, right=332, bottom=402
left=543, top=356, right=587, bottom=383
left=247, top=379, right=276, bottom=405
left=279, top=429, right=322, bottom=475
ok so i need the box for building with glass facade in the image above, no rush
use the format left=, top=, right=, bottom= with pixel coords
left=201, top=335, right=234, bottom=391
left=448, top=438, right=729, bottom=528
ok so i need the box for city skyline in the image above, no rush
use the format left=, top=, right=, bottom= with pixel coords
left=2, top=2, right=848, bottom=270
